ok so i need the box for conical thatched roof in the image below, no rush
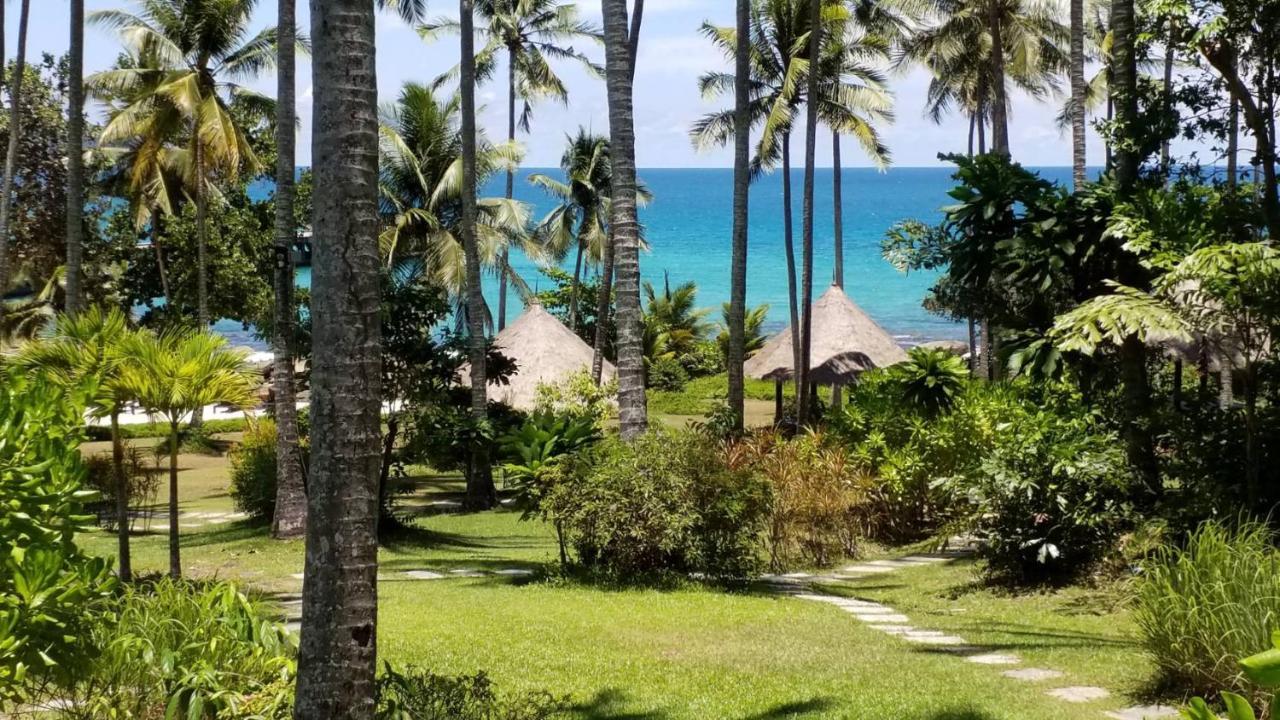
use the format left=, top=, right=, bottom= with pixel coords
left=744, top=285, right=908, bottom=384
left=460, top=301, right=616, bottom=410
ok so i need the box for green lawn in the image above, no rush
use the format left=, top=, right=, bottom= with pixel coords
left=78, top=438, right=1166, bottom=719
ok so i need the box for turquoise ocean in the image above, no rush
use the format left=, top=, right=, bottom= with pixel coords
left=226, top=166, right=1080, bottom=349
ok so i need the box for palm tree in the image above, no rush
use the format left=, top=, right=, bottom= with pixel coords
left=602, top=0, right=647, bottom=439
left=643, top=276, right=713, bottom=362
left=294, top=0, right=383, bottom=712
left=87, top=0, right=276, bottom=328
left=378, top=0, right=429, bottom=23
left=528, top=130, right=650, bottom=333
left=727, top=0, right=752, bottom=429
left=694, top=0, right=893, bottom=400
left=378, top=82, right=531, bottom=306
left=66, top=0, right=86, bottom=315
left=17, top=308, right=137, bottom=580
left=1069, top=0, right=1086, bottom=186
left=118, top=328, right=254, bottom=578
left=459, top=0, right=497, bottom=508
left=899, top=0, right=1068, bottom=156
left=0, top=0, right=31, bottom=301
left=798, top=0, right=822, bottom=421
left=427, top=0, right=601, bottom=331
left=271, top=0, right=306, bottom=540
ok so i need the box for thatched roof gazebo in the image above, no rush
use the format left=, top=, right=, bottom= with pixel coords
left=460, top=300, right=615, bottom=411
left=745, top=284, right=908, bottom=418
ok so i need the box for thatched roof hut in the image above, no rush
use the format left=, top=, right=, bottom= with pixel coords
left=460, top=301, right=616, bottom=411
left=744, top=284, right=908, bottom=385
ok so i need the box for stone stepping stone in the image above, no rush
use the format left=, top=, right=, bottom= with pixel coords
left=852, top=613, right=911, bottom=624
left=903, top=631, right=968, bottom=645
left=290, top=573, right=305, bottom=580
left=866, top=560, right=919, bottom=569
left=840, top=564, right=900, bottom=574
left=898, top=556, right=950, bottom=564
left=1003, top=668, right=1064, bottom=682
left=493, top=569, right=534, bottom=577
left=404, top=570, right=444, bottom=580
left=781, top=572, right=812, bottom=579
left=428, top=500, right=462, bottom=508
left=448, top=568, right=485, bottom=577
left=1046, top=686, right=1110, bottom=703
left=1105, top=705, right=1179, bottom=720
left=965, top=653, right=1020, bottom=665
left=871, top=625, right=915, bottom=635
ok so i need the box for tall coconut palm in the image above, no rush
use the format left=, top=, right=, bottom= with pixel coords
left=66, top=0, right=86, bottom=315
left=17, top=308, right=137, bottom=580
left=727, top=0, right=752, bottom=429
left=694, top=0, right=893, bottom=396
left=87, top=0, right=276, bottom=329
left=899, top=0, right=1068, bottom=156
left=293, top=0, right=383, bottom=713
left=378, top=82, right=531, bottom=304
left=271, top=0, right=306, bottom=540
left=528, top=130, right=650, bottom=332
left=459, top=0, right=497, bottom=508
left=602, top=0, right=647, bottom=439
left=378, top=0, right=429, bottom=23
left=427, top=0, right=602, bottom=330
left=118, top=328, right=254, bottom=578
left=797, top=0, right=822, bottom=421
left=0, top=0, right=31, bottom=301
left=1069, top=0, right=1086, bottom=186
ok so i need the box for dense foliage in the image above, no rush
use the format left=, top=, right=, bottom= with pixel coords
left=546, top=428, right=770, bottom=579
left=0, top=370, right=115, bottom=704
left=230, top=420, right=284, bottom=524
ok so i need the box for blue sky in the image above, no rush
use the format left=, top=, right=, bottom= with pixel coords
left=25, top=0, right=1121, bottom=168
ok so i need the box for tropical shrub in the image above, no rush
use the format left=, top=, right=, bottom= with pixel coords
left=0, top=370, right=115, bottom=705
left=726, top=433, right=871, bottom=571
left=532, top=370, right=617, bottom=424
left=891, top=346, right=969, bottom=415
left=230, top=420, right=280, bottom=524
left=647, top=355, right=690, bottom=391
left=953, top=406, right=1131, bottom=582
left=1180, top=632, right=1280, bottom=720
left=547, top=428, right=771, bottom=579
left=1136, top=521, right=1280, bottom=703
left=61, top=579, right=295, bottom=719
left=83, top=442, right=159, bottom=531
left=376, top=667, right=567, bottom=720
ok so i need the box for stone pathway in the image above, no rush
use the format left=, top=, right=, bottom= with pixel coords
left=774, top=549, right=1177, bottom=720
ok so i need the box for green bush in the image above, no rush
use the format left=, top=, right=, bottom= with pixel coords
left=727, top=432, right=871, bottom=571
left=83, top=442, right=160, bottom=531
left=548, top=428, right=771, bottom=579
left=1136, top=521, right=1280, bottom=704
left=230, top=420, right=279, bottom=524
left=647, top=355, right=689, bottom=392
left=954, top=406, right=1130, bottom=582
left=0, top=370, right=116, bottom=705
left=61, top=579, right=295, bottom=719
left=84, top=417, right=249, bottom=441
left=532, top=370, right=617, bottom=424
left=376, top=666, right=567, bottom=719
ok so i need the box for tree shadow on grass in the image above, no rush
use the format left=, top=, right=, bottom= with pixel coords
left=918, top=708, right=998, bottom=720
left=739, top=697, right=835, bottom=719
left=570, top=688, right=669, bottom=720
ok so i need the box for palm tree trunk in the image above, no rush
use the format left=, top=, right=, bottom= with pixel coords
left=967, top=317, right=977, bottom=376
left=111, top=410, right=131, bottom=582
left=271, top=0, right=306, bottom=540
left=1111, top=0, right=1160, bottom=500
left=591, top=228, right=614, bottom=384
left=781, top=134, right=800, bottom=396
left=981, top=319, right=993, bottom=380
left=168, top=420, right=181, bottom=579
left=1244, top=364, right=1259, bottom=508
left=195, top=132, right=209, bottom=328
left=987, top=0, right=1010, bottom=155
left=968, top=114, right=975, bottom=157
left=977, top=107, right=987, bottom=154
left=0, top=0, right=31, bottom=300
left=460, top=0, right=496, bottom=507
left=1159, top=17, right=1175, bottom=175
left=798, top=0, right=820, bottom=422
left=65, top=0, right=85, bottom=315
left=152, top=215, right=172, bottom=302
left=498, top=47, right=517, bottom=331
left=1227, top=91, right=1239, bottom=188
left=832, top=130, right=844, bottom=288
left=726, top=0, right=750, bottom=431
left=568, top=236, right=585, bottom=332
left=603, top=0, right=647, bottom=440
left=1070, top=0, right=1087, bottom=188
left=294, top=0, right=383, bottom=714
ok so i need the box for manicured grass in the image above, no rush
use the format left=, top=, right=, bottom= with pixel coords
left=77, top=434, right=1163, bottom=718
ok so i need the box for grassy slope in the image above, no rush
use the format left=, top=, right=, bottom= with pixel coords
left=77, top=437, right=1160, bottom=719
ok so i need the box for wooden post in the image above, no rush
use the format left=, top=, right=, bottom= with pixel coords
left=774, top=379, right=783, bottom=424
left=831, top=384, right=843, bottom=411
